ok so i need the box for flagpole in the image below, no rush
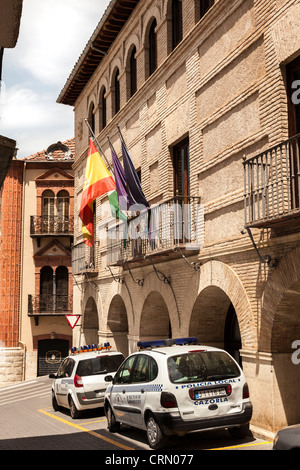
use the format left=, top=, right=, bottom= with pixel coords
left=117, top=124, right=126, bottom=146
left=83, top=118, right=115, bottom=177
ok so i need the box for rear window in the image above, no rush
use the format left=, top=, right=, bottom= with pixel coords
left=76, top=354, right=124, bottom=377
left=167, top=351, right=240, bottom=384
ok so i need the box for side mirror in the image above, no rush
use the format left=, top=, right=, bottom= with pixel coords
left=49, top=373, right=57, bottom=379
left=104, top=375, right=113, bottom=382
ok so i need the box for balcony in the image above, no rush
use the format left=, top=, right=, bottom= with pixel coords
left=30, top=216, right=74, bottom=238
left=243, top=134, right=300, bottom=229
left=28, top=294, right=73, bottom=316
left=107, top=196, right=203, bottom=266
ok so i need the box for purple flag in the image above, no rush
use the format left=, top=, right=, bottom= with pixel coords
left=121, top=140, right=149, bottom=209
left=110, top=147, right=129, bottom=211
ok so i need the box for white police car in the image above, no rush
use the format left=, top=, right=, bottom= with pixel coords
left=104, top=337, right=252, bottom=449
left=49, top=343, right=124, bottom=419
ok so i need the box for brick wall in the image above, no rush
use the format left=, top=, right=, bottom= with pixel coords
left=0, top=160, right=24, bottom=347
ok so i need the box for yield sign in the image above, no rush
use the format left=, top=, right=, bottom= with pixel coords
left=66, top=315, right=81, bottom=329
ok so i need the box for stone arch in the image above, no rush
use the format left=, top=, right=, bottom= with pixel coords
left=186, top=260, right=257, bottom=351
left=260, top=245, right=300, bottom=352
left=107, top=294, right=129, bottom=356
left=82, top=296, right=99, bottom=345
left=139, top=291, right=171, bottom=340
left=138, top=270, right=180, bottom=337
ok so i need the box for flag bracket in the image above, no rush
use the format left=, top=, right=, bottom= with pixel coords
left=125, top=262, right=144, bottom=287
left=107, top=265, right=125, bottom=284
left=173, top=246, right=202, bottom=272
left=144, top=255, right=171, bottom=285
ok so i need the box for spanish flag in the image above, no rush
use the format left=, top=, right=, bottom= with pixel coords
left=79, top=139, right=119, bottom=247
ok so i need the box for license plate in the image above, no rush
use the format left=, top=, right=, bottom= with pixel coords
left=194, top=387, right=227, bottom=399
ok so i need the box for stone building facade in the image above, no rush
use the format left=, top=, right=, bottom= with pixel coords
left=0, top=139, right=75, bottom=384
left=58, top=0, right=300, bottom=434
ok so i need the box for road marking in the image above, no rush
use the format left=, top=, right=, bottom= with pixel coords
left=0, top=390, right=50, bottom=406
left=38, top=409, right=134, bottom=450
left=210, top=441, right=273, bottom=450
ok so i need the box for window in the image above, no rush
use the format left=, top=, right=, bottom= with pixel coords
left=173, top=137, right=190, bottom=197
left=42, top=190, right=55, bottom=219
left=168, top=351, right=240, bottom=384
left=114, top=355, right=136, bottom=384
left=39, top=265, right=69, bottom=313
left=57, top=190, right=69, bottom=219
left=99, top=87, right=107, bottom=130
left=200, top=0, right=214, bottom=18
left=114, top=68, right=120, bottom=115
left=172, top=0, right=183, bottom=50
left=287, top=56, right=300, bottom=137
left=148, top=19, right=157, bottom=77
left=76, top=354, right=124, bottom=377
left=130, top=46, right=137, bottom=97
left=88, top=102, right=95, bottom=135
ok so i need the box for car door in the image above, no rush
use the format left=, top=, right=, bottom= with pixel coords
left=56, top=358, right=74, bottom=407
left=127, top=354, right=152, bottom=428
left=109, top=354, right=137, bottom=425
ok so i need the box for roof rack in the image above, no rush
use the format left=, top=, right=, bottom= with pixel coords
left=137, top=337, right=198, bottom=350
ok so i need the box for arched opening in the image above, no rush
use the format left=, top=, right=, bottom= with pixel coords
left=140, top=291, right=171, bottom=341
left=112, top=68, right=120, bottom=115
left=172, top=0, right=183, bottom=50
left=148, top=19, right=157, bottom=77
left=83, top=297, right=99, bottom=345
left=55, top=266, right=69, bottom=312
left=129, top=46, right=137, bottom=97
left=99, top=86, right=107, bottom=130
left=107, top=295, right=129, bottom=356
left=189, top=287, right=242, bottom=366
left=39, top=266, right=53, bottom=312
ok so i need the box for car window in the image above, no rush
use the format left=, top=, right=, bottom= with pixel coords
left=57, top=358, right=74, bottom=378
left=131, top=355, right=149, bottom=383
left=114, top=355, right=136, bottom=384
left=77, top=354, right=124, bottom=377
left=168, top=351, right=240, bottom=384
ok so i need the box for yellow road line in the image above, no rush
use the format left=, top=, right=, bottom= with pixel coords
left=38, top=409, right=134, bottom=450
left=210, top=441, right=272, bottom=450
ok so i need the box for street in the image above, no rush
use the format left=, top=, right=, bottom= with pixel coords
left=0, top=376, right=273, bottom=456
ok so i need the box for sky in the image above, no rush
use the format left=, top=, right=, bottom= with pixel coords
left=0, top=0, right=110, bottom=159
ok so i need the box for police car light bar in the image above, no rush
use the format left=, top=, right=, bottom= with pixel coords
left=137, top=337, right=198, bottom=350
left=71, top=342, right=111, bottom=355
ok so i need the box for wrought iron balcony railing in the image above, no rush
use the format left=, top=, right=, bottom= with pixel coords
left=28, top=294, right=73, bottom=315
left=243, top=133, right=300, bottom=228
left=107, top=196, right=203, bottom=265
left=30, top=216, right=74, bottom=236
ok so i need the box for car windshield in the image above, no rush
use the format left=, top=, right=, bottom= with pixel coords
left=76, top=354, right=124, bottom=377
left=168, top=351, right=241, bottom=384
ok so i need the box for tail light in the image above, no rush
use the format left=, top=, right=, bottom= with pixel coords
left=160, top=392, right=178, bottom=408
left=243, top=383, right=250, bottom=399
left=74, top=374, right=83, bottom=388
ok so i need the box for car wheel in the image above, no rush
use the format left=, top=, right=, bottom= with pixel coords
left=106, top=405, right=120, bottom=433
left=69, top=396, right=81, bottom=419
left=228, top=424, right=250, bottom=438
left=146, top=414, right=166, bottom=449
left=52, top=392, right=60, bottom=412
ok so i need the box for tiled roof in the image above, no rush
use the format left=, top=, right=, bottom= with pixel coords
left=24, top=138, right=75, bottom=162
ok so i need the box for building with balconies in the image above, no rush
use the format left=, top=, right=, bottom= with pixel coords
left=58, top=0, right=300, bottom=436
left=0, top=139, right=74, bottom=382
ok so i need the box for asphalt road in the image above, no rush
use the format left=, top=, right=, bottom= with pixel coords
left=0, top=376, right=273, bottom=457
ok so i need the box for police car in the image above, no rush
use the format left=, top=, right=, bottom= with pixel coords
left=49, top=343, right=124, bottom=419
left=104, top=337, right=253, bottom=449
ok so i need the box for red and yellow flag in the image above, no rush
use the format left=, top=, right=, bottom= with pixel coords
left=79, top=139, right=116, bottom=246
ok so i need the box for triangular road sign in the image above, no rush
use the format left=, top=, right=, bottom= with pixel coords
left=66, top=315, right=81, bottom=329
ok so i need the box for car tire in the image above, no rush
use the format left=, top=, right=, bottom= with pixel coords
left=52, top=392, right=60, bottom=412
left=228, top=424, right=250, bottom=438
left=106, top=405, right=120, bottom=433
left=69, top=396, right=81, bottom=419
left=146, top=413, right=166, bottom=449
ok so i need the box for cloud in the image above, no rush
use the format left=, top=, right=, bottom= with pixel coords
left=0, top=0, right=110, bottom=158
left=14, top=0, right=105, bottom=87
